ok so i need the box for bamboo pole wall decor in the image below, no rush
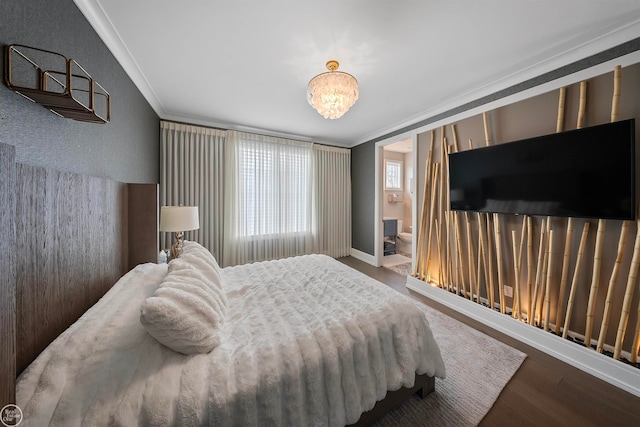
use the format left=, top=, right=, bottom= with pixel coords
left=412, top=65, right=639, bottom=365
left=415, top=130, right=435, bottom=280
left=555, top=218, right=574, bottom=334
left=614, top=215, right=640, bottom=360
left=563, top=222, right=591, bottom=339
left=632, top=302, right=640, bottom=363
left=597, top=221, right=630, bottom=352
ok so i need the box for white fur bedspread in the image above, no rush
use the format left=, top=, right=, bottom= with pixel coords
left=17, top=255, right=445, bottom=426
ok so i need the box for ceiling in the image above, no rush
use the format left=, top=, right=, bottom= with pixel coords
left=76, top=1, right=640, bottom=147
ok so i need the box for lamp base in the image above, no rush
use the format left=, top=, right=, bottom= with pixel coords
left=169, top=231, right=184, bottom=260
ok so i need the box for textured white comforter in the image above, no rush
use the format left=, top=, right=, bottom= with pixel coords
left=17, top=255, right=445, bottom=426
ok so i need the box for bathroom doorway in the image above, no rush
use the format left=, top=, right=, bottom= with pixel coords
left=376, top=136, right=416, bottom=276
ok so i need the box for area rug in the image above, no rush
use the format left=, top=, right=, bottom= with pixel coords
left=373, top=302, right=527, bottom=426
left=384, top=262, right=413, bottom=277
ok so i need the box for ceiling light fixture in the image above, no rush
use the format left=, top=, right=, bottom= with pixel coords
left=307, top=60, right=359, bottom=119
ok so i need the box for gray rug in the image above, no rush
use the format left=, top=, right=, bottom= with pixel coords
left=373, top=302, right=527, bottom=426
left=384, top=262, right=413, bottom=277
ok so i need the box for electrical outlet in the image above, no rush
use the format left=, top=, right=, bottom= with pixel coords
left=504, top=285, right=513, bottom=298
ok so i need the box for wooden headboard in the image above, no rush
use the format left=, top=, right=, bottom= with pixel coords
left=0, top=142, right=158, bottom=408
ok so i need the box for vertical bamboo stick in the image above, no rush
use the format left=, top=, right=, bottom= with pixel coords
left=530, top=219, right=546, bottom=326
left=437, top=128, right=445, bottom=287
left=482, top=111, right=495, bottom=308
left=435, top=217, right=442, bottom=286
left=451, top=124, right=460, bottom=153
left=464, top=137, right=484, bottom=303
left=444, top=139, right=455, bottom=294
left=478, top=212, right=490, bottom=302
left=486, top=213, right=495, bottom=309
left=439, top=128, right=447, bottom=289
left=450, top=125, right=466, bottom=298
left=415, top=131, right=435, bottom=278
left=527, top=216, right=534, bottom=322
left=513, top=217, right=527, bottom=320
left=563, top=222, right=591, bottom=339
left=611, top=65, right=622, bottom=123
left=483, top=112, right=491, bottom=147
left=465, top=212, right=477, bottom=301
left=597, top=221, right=630, bottom=352
left=556, top=86, right=567, bottom=133
left=577, top=81, right=587, bottom=129
left=555, top=218, right=574, bottom=334
left=455, top=213, right=467, bottom=298
left=614, top=217, right=640, bottom=359
left=537, top=218, right=552, bottom=326
left=631, top=299, right=640, bottom=363
left=585, top=219, right=606, bottom=348
left=424, top=164, right=439, bottom=283
left=415, top=158, right=430, bottom=278
left=511, top=230, right=521, bottom=320
left=544, top=230, right=555, bottom=331
left=494, top=213, right=506, bottom=314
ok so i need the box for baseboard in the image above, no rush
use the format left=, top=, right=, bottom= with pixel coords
left=406, top=276, right=640, bottom=398
left=350, top=248, right=378, bottom=266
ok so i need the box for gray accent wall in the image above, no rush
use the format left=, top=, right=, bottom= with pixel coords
left=0, top=0, right=159, bottom=183
left=351, top=140, right=375, bottom=254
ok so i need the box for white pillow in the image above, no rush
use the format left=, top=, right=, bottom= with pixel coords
left=181, top=241, right=222, bottom=276
left=140, top=264, right=225, bottom=355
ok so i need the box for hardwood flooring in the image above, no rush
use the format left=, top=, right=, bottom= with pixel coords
left=338, top=256, right=640, bottom=427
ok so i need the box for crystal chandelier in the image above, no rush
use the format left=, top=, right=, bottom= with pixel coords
left=307, top=60, right=359, bottom=119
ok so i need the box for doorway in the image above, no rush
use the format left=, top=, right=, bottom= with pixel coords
left=374, top=133, right=417, bottom=275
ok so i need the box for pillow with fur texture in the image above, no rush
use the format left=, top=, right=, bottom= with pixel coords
left=140, top=263, right=225, bottom=354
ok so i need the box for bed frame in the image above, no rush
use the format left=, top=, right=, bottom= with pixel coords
left=350, top=373, right=434, bottom=426
left=0, top=141, right=434, bottom=424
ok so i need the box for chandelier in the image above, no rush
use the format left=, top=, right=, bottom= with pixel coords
left=307, top=60, right=359, bottom=119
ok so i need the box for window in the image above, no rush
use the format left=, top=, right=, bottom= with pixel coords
left=385, top=160, right=403, bottom=191
left=237, top=140, right=311, bottom=237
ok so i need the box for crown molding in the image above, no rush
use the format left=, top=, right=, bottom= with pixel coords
left=352, top=16, right=640, bottom=147
left=75, top=1, right=640, bottom=149
left=74, top=0, right=166, bottom=115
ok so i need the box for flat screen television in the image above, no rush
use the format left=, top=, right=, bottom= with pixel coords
left=449, top=118, right=636, bottom=220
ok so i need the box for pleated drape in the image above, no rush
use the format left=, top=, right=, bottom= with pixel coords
left=160, top=121, right=352, bottom=267
left=160, top=121, right=226, bottom=262
left=312, top=145, right=351, bottom=258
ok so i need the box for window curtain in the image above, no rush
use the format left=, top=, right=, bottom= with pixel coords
left=159, top=121, right=226, bottom=263
left=223, top=131, right=314, bottom=265
left=160, top=121, right=351, bottom=267
left=312, top=144, right=351, bottom=258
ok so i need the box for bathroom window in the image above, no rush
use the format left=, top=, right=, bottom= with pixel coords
left=385, top=160, right=403, bottom=191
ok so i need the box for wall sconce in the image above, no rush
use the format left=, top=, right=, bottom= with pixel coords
left=159, top=206, right=199, bottom=259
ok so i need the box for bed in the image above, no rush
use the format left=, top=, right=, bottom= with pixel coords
left=16, top=241, right=445, bottom=426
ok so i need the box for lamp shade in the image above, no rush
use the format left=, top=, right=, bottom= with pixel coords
left=159, top=206, right=200, bottom=232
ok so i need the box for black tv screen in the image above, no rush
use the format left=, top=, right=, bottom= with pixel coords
left=449, top=118, right=636, bottom=220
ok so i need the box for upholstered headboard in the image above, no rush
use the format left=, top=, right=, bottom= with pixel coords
left=0, top=142, right=158, bottom=408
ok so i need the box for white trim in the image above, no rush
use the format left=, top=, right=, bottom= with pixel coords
left=406, top=276, right=640, bottom=398
left=354, top=19, right=640, bottom=146
left=350, top=247, right=378, bottom=266
left=375, top=130, right=418, bottom=267
left=407, top=50, right=640, bottom=140
left=73, top=0, right=165, bottom=115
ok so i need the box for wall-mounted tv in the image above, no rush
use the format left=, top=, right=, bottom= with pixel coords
left=449, top=118, right=636, bottom=220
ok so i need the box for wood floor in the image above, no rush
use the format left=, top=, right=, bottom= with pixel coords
left=338, top=256, right=640, bottom=427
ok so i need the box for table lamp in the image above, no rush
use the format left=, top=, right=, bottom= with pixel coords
left=159, top=206, right=199, bottom=259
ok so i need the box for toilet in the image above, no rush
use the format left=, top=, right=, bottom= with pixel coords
left=396, top=220, right=412, bottom=255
